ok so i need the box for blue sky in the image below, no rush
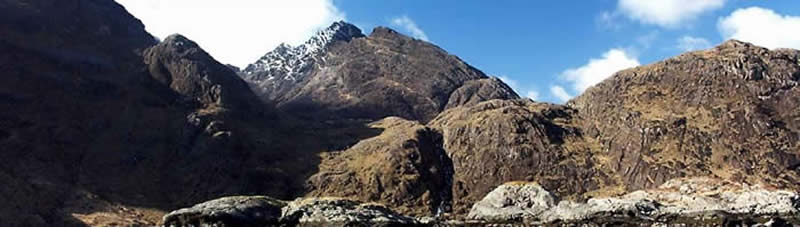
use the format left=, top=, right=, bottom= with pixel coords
left=117, top=0, right=800, bottom=103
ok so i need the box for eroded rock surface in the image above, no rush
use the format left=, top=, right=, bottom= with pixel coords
left=570, top=40, right=800, bottom=192
left=162, top=196, right=419, bottom=227
left=469, top=178, right=800, bottom=225
left=307, top=117, right=452, bottom=216
left=163, top=196, right=286, bottom=227
left=429, top=99, right=608, bottom=214
left=281, top=198, right=420, bottom=226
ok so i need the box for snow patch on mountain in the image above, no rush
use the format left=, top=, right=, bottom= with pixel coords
left=241, top=21, right=364, bottom=86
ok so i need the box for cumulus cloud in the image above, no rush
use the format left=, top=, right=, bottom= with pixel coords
left=719, top=7, right=800, bottom=49
left=561, top=49, right=640, bottom=93
left=550, top=86, right=572, bottom=103
left=676, top=36, right=712, bottom=51
left=391, top=15, right=429, bottom=41
left=618, top=0, right=725, bottom=28
left=497, top=76, right=539, bottom=100
left=115, top=0, right=345, bottom=67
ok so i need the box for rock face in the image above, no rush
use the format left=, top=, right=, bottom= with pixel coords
left=467, top=182, right=556, bottom=222
left=163, top=196, right=286, bottom=227
left=468, top=178, right=800, bottom=225
left=429, top=99, right=608, bottom=214
left=143, top=34, right=263, bottom=112
left=306, top=117, right=452, bottom=216
left=241, top=22, right=519, bottom=122
left=281, top=198, right=420, bottom=226
left=570, top=40, right=800, bottom=191
left=444, top=77, right=520, bottom=109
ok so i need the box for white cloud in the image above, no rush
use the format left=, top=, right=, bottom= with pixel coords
left=115, top=0, right=345, bottom=67
left=497, top=76, right=519, bottom=90
left=676, top=36, right=712, bottom=51
left=525, top=91, right=540, bottom=100
left=598, top=11, right=623, bottom=30
left=497, top=76, right=539, bottom=100
left=391, top=15, right=429, bottom=41
left=561, top=49, right=640, bottom=93
left=636, top=31, right=660, bottom=50
left=550, top=86, right=572, bottom=103
left=719, top=7, right=800, bottom=49
left=618, top=0, right=725, bottom=28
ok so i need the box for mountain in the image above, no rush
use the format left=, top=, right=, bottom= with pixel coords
left=0, top=1, right=518, bottom=225
left=570, top=40, right=800, bottom=192
left=240, top=22, right=519, bottom=122
left=0, top=0, right=278, bottom=225
left=2, top=0, right=800, bottom=226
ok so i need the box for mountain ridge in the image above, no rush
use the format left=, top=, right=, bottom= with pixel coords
left=239, top=21, right=519, bottom=122
left=1, top=1, right=799, bottom=226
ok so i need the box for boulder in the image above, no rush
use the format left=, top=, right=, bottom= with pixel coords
left=162, top=196, right=286, bottom=227
left=280, top=198, right=420, bottom=226
left=466, top=182, right=556, bottom=222
left=468, top=177, right=800, bottom=225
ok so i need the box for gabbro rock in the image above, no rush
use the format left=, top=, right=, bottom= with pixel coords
left=466, top=182, right=557, bottom=222
left=569, top=39, right=800, bottom=192
left=307, top=117, right=453, bottom=216
left=429, top=99, right=607, bottom=215
left=468, top=177, right=800, bottom=225
left=162, top=196, right=420, bottom=227
left=163, top=196, right=286, bottom=227
left=281, top=197, right=420, bottom=226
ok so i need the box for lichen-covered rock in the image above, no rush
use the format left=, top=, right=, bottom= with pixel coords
left=162, top=196, right=286, bottom=227
left=280, top=198, right=420, bottom=226
left=468, top=177, right=800, bottom=225
left=466, top=182, right=556, bottom=222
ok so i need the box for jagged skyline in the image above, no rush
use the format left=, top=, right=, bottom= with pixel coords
left=116, top=0, right=799, bottom=103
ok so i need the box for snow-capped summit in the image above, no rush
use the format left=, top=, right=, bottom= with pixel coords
left=241, top=21, right=364, bottom=84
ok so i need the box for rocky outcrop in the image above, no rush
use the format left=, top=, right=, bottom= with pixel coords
left=241, top=23, right=518, bottom=122
left=429, top=99, right=608, bottom=215
left=281, top=198, right=420, bottom=226
left=162, top=196, right=419, bottom=227
left=467, top=182, right=556, bottom=222
left=468, top=178, right=800, bottom=225
left=444, top=77, right=519, bottom=109
left=143, top=34, right=263, bottom=113
left=570, top=40, right=800, bottom=191
left=163, top=196, right=286, bottom=227
left=306, top=117, right=452, bottom=216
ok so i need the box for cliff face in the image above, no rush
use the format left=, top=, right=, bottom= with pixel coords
left=306, top=117, right=453, bottom=216
left=429, top=100, right=608, bottom=214
left=570, top=40, right=800, bottom=192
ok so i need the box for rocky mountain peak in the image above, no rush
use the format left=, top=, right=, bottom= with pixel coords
left=241, top=21, right=365, bottom=83
left=368, top=26, right=423, bottom=42
left=717, top=39, right=759, bottom=50
left=144, top=34, right=261, bottom=111
left=305, top=21, right=365, bottom=50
